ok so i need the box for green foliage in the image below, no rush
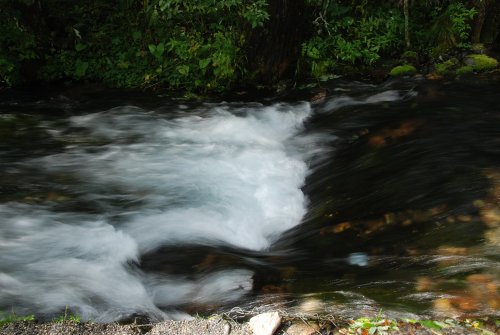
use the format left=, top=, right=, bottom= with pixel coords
left=428, top=2, right=477, bottom=53
left=242, top=0, right=270, bottom=28
left=389, top=64, right=416, bottom=76
left=401, top=51, right=417, bottom=59
left=52, top=306, right=81, bottom=323
left=1, top=0, right=270, bottom=91
left=434, top=57, right=459, bottom=75
left=0, top=311, right=35, bottom=326
left=465, top=54, right=498, bottom=71
left=53, top=314, right=81, bottom=323
left=148, top=43, right=165, bottom=62
left=347, top=317, right=399, bottom=335
left=0, top=0, right=490, bottom=89
left=302, top=2, right=404, bottom=79
left=455, top=65, right=474, bottom=76
left=0, top=9, right=38, bottom=86
left=419, top=320, right=450, bottom=330
left=447, top=3, right=477, bottom=47
left=401, top=50, right=418, bottom=65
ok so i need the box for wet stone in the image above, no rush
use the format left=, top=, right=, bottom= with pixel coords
left=248, top=312, right=281, bottom=335
left=284, top=322, right=321, bottom=335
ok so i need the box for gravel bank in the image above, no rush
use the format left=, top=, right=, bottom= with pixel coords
left=0, top=316, right=249, bottom=335
left=1, top=315, right=498, bottom=335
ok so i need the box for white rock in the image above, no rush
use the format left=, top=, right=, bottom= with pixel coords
left=248, top=312, right=281, bottom=335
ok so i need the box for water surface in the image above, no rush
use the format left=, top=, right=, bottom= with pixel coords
left=0, top=79, right=499, bottom=321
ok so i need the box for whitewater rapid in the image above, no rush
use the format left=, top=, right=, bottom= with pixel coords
left=0, top=101, right=319, bottom=321
left=0, top=89, right=406, bottom=321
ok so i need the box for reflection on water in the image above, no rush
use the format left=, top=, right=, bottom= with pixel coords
left=0, top=79, right=499, bottom=321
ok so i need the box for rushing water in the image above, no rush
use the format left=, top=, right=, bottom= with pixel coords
left=0, top=79, right=499, bottom=322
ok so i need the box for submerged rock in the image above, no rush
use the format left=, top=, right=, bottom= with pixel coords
left=296, top=298, right=325, bottom=315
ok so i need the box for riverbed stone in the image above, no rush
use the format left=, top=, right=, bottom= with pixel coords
left=284, top=322, right=321, bottom=335
left=296, top=298, right=324, bottom=315
left=248, top=312, right=281, bottom=335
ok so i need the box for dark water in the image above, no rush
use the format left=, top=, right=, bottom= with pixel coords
left=0, top=79, right=499, bottom=322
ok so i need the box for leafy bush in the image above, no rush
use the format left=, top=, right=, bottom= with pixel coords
left=0, top=0, right=491, bottom=89
left=428, top=2, right=477, bottom=53
left=0, top=9, right=38, bottom=86
left=301, top=2, right=404, bottom=79
left=2, top=0, right=270, bottom=91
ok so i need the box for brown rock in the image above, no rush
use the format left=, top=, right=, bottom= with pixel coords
left=416, top=277, right=434, bottom=292
left=333, top=222, right=351, bottom=233
left=480, top=206, right=500, bottom=227
left=284, top=322, right=321, bottom=335
left=452, top=296, right=480, bottom=312
left=310, top=90, right=327, bottom=105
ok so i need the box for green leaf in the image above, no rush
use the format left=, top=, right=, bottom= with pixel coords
left=132, top=31, right=142, bottom=41
left=369, top=326, right=377, bottom=334
left=420, top=320, right=443, bottom=330
left=149, top=43, right=165, bottom=61
left=75, top=43, right=87, bottom=52
left=73, top=28, right=82, bottom=39
left=75, top=59, right=89, bottom=78
left=176, top=65, right=190, bottom=75
left=156, top=43, right=165, bottom=55
left=199, top=58, right=211, bottom=69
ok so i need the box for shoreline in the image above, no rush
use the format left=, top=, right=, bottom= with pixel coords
left=2, top=313, right=499, bottom=335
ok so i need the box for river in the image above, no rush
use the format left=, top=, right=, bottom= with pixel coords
left=0, top=78, right=499, bottom=322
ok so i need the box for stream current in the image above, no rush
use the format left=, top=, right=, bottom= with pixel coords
left=0, top=79, right=499, bottom=321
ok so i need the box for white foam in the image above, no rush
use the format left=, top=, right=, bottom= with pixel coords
left=0, top=101, right=320, bottom=321
left=323, top=90, right=402, bottom=112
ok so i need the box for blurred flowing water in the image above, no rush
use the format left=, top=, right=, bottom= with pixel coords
left=0, top=79, right=499, bottom=322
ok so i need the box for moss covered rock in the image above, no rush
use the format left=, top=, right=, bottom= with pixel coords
left=401, top=51, right=419, bottom=65
left=435, top=58, right=459, bottom=75
left=456, top=66, right=474, bottom=75
left=465, top=54, right=498, bottom=71
left=471, top=44, right=487, bottom=54
left=389, top=64, right=417, bottom=77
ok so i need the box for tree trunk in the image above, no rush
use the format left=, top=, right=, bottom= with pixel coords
left=472, top=0, right=492, bottom=44
left=478, top=0, right=500, bottom=46
left=404, top=0, right=410, bottom=48
left=245, top=0, right=308, bottom=85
